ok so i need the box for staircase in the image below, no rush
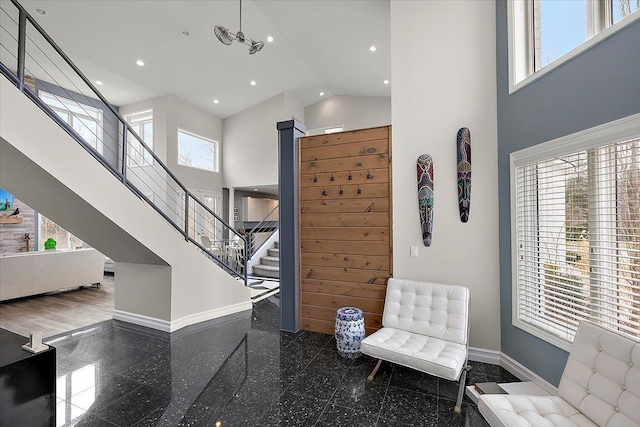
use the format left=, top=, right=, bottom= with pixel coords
left=0, top=0, right=251, bottom=332
left=252, top=241, right=279, bottom=279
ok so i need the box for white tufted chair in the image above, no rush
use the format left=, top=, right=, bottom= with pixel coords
left=479, top=321, right=640, bottom=427
left=360, top=278, right=471, bottom=413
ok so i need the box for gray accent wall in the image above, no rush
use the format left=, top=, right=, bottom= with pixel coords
left=496, top=0, right=640, bottom=385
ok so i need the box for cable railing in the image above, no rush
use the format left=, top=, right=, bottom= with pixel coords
left=0, top=0, right=247, bottom=285
left=247, top=204, right=279, bottom=259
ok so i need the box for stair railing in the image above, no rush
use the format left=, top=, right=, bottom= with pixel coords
left=0, top=0, right=247, bottom=285
left=247, top=204, right=279, bottom=259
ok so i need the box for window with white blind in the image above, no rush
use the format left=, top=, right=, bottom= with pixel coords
left=511, top=114, right=640, bottom=350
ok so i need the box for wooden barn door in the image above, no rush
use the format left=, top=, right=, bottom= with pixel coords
left=298, top=126, right=392, bottom=335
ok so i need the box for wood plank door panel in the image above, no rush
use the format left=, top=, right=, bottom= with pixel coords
left=298, top=126, right=392, bottom=336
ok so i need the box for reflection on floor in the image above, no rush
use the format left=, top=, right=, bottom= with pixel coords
left=46, top=297, right=518, bottom=426
left=248, top=279, right=280, bottom=302
left=0, top=275, right=114, bottom=338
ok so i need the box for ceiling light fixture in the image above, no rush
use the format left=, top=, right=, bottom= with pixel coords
left=369, top=45, right=377, bottom=52
left=136, top=60, right=145, bottom=67
left=383, top=79, right=389, bottom=85
left=35, top=8, right=47, bottom=16
left=214, top=0, right=264, bottom=55
left=213, top=99, right=219, bottom=104
left=95, top=80, right=103, bottom=85
left=250, top=80, right=256, bottom=86
left=319, top=92, right=325, bottom=96
left=267, top=36, right=274, bottom=43
left=182, top=31, right=190, bottom=37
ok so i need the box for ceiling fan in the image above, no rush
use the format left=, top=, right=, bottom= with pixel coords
left=214, top=0, right=265, bottom=55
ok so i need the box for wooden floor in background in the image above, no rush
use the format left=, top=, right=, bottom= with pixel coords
left=0, top=275, right=114, bottom=338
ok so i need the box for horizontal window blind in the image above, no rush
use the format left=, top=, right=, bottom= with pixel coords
left=515, top=137, right=640, bottom=344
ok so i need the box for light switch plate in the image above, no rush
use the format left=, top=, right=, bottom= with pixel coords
left=410, top=246, right=418, bottom=258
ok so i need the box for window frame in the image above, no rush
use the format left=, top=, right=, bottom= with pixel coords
left=124, top=109, right=154, bottom=167
left=38, top=91, right=104, bottom=155
left=507, top=0, right=640, bottom=94
left=177, top=129, right=219, bottom=173
left=510, top=112, right=640, bottom=351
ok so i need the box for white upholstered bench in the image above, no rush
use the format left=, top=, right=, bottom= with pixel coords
left=361, top=278, right=471, bottom=412
left=479, top=321, right=640, bottom=427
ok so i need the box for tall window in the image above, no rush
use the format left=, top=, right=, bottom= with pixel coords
left=612, top=0, right=640, bottom=23
left=38, top=214, right=84, bottom=251
left=125, top=110, right=153, bottom=167
left=509, top=0, right=640, bottom=89
left=177, top=130, right=218, bottom=172
left=512, top=117, right=640, bottom=348
left=39, top=91, right=104, bottom=154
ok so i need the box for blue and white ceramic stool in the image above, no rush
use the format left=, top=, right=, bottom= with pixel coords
left=335, top=307, right=365, bottom=358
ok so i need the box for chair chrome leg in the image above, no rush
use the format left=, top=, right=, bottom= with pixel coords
left=454, top=364, right=470, bottom=413
left=367, top=359, right=383, bottom=381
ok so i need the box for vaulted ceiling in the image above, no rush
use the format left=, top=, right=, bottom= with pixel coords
left=17, top=0, right=391, bottom=118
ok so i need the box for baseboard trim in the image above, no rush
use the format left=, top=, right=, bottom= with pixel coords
left=466, top=346, right=559, bottom=395
left=169, top=301, right=253, bottom=332
left=468, top=347, right=501, bottom=364
left=113, top=301, right=253, bottom=333
left=500, top=352, right=558, bottom=395
left=113, top=310, right=171, bottom=332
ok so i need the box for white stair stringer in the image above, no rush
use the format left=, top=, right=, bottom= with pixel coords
left=0, top=77, right=251, bottom=332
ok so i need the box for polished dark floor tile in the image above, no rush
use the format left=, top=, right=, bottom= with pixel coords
left=293, top=329, right=333, bottom=348
left=330, top=366, right=389, bottom=416
left=390, top=364, right=439, bottom=397
left=48, top=298, right=508, bottom=427
left=66, top=373, right=143, bottom=412
left=379, top=385, right=439, bottom=426
left=438, top=403, right=491, bottom=427
left=93, top=384, right=173, bottom=426
left=258, top=390, right=328, bottom=426
left=317, top=404, right=377, bottom=426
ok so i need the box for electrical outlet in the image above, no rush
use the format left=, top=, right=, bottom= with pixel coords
left=410, top=246, right=418, bottom=258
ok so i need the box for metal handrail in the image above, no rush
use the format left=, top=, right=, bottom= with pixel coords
left=247, top=204, right=279, bottom=258
left=1, top=0, right=247, bottom=284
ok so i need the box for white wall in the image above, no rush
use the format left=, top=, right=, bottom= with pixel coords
left=304, top=95, right=391, bottom=132
left=166, top=96, right=223, bottom=192
left=222, top=92, right=304, bottom=189
left=391, top=1, right=500, bottom=351
left=120, top=96, right=223, bottom=194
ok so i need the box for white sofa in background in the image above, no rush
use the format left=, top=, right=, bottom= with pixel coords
left=104, top=256, right=115, bottom=273
left=0, top=248, right=104, bottom=301
left=361, top=278, right=471, bottom=413
left=479, top=321, right=640, bottom=427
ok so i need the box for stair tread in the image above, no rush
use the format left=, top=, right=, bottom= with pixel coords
left=253, top=265, right=280, bottom=271
left=261, top=256, right=279, bottom=262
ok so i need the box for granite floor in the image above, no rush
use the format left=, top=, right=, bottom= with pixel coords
left=46, top=297, right=519, bottom=426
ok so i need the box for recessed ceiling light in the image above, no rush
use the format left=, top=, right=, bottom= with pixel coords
left=383, top=79, right=389, bottom=85
left=35, top=8, right=47, bottom=16
left=319, top=92, right=325, bottom=96
left=253, top=188, right=259, bottom=191
left=182, top=31, right=190, bottom=37
left=369, top=45, right=377, bottom=52
left=267, top=36, right=274, bottom=43
left=136, top=60, right=145, bottom=67
left=213, top=99, right=219, bottom=104
left=94, top=80, right=103, bottom=86
left=250, top=80, right=256, bottom=86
